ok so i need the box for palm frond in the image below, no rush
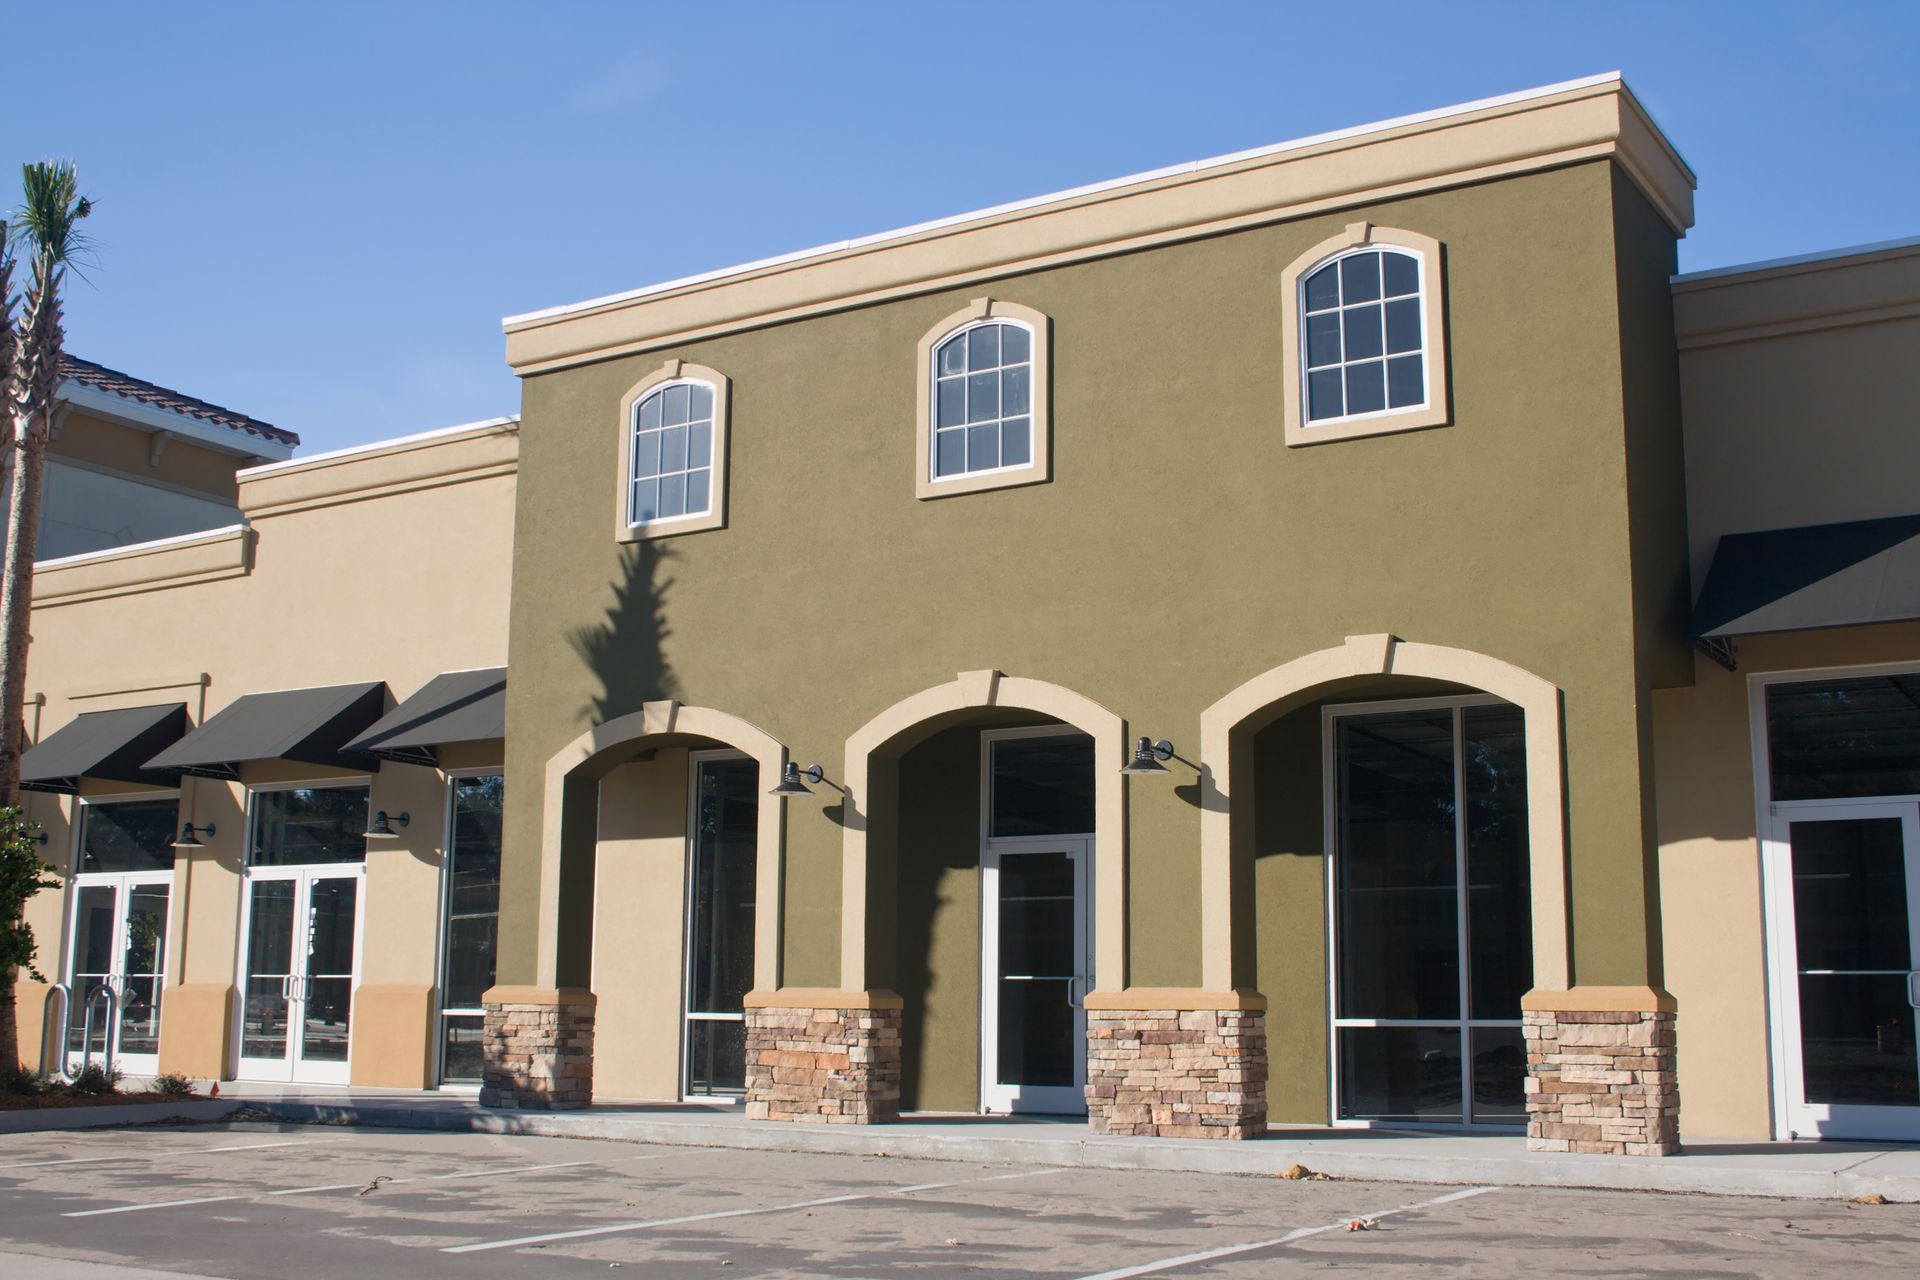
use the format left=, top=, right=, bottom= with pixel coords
left=8, top=162, right=95, bottom=272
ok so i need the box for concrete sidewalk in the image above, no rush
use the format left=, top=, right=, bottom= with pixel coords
left=172, top=1085, right=1917, bottom=1204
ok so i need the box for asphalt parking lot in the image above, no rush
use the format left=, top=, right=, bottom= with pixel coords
left=0, top=1123, right=1915, bottom=1278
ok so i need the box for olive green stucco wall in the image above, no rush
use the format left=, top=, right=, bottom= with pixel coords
left=499, top=159, right=1683, bottom=1020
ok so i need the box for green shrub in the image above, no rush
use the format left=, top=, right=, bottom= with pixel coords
left=70, top=1062, right=123, bottom=1096
left=151, top=1072, right=196, bottom=1099
left=1, top=1062, right=44, bottom=1095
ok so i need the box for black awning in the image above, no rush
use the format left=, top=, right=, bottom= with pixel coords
left=341, top=668, right=506, bottom=764
left=143, top=682, right=388, bottom=779
left=1692, top=514, right=1920, bottom=639
left=21, top=703, right=190, bottom=794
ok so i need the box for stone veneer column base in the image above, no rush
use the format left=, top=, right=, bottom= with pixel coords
left=479, top=986, right=595, bottom=1110
left=1084, top=993, right=1267, bottom=1140
left=1524, top=988, right=1678, bottom=1156
left=743, top=990, right=902, bottom=1123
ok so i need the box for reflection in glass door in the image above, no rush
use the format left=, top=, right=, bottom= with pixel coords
left=1327, top=698, right=1532, bottom=1128
left=1767, top=804, right=1920, bottom=1140
left=65, top=798, right=178, bottom=1076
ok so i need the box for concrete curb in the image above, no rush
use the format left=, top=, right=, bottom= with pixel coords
left=0, top=1099, right=245, bottom=1134
left=238, top=1101, right=1920, bottom=1202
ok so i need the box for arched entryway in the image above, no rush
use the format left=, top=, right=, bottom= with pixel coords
left=482, top=700, right=788, bottom=1108
left=1197, top=634, right=1582, bottom=1136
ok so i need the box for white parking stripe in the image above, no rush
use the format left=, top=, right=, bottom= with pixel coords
left=1070, top=1185, right=1502, bottom=1280
left=441, top=1166, right=1065, bottom=1254
left=65, top=1196, right=242, bottom=1218
left=0, top=1139, right=340, bottom=1171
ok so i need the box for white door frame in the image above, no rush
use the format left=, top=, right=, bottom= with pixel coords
left=63, top=793, right=181, bottom=1078
left=232, top=779, right=370, bottom=1085
left=1749, top=661, right=1920, bottom=1140
left=62, top=870, right=175, bottom=1078
left=1761, top=798, right=1920, bottom=1140
left=978, top=726, right=1096, bottom=1116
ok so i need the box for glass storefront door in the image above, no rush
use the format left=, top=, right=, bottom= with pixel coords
left=1327, top=698, right=1532, bottom=1128
left=235, top=785, right=368, bottom=1084
left=1766, top=804, right=1920, bottom=1140
left=64, top=798, right=178, bottom=1076
left=979, top=730, right=1096, bottom=1115
left=237, top=868, right=362, bottom=1084
left=438, top=774, right=503, bottom=1085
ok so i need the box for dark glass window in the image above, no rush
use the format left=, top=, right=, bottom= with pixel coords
left=990, top=735, right=1095, bottom=838
left=1302, top=247, right=1426, bottom=423
left=248, top=787, right=369, bottom=867
left=685, top=756, right=758, bottom=1096
left=1767, top=675, right=1920, bottom=801
left=932, top=320, right=1035, bottom=479
left=440, top=774, right=503, bottom=1084
left=77, top=799, right=178, bottom=874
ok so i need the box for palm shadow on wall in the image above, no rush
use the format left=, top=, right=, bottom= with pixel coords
left=568, top=540, right=681, bottom=727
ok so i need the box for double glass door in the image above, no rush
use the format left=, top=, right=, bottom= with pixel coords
left=66, top=875, right=171, bottom=1075
left=1767, top=803, right=1920, bottom=1140
left=238, top=868, right=362, bottom=1084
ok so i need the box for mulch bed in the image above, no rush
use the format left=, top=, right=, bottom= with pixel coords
left=0, top=1091, right=190, bottom=1111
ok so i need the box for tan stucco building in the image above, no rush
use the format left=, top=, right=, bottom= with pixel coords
left=13, top=74, right=1920, bottom=1155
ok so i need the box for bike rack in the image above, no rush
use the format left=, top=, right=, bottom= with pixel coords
left=38, top=982, right=71, bottom=1081
left=78, top=983, right=121, bottom=1083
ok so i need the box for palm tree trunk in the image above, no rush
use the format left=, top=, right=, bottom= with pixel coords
left=0, top=420, right=43, bottom=803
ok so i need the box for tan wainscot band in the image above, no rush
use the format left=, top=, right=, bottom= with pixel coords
left=17, top=77, right=1920, bottom=1158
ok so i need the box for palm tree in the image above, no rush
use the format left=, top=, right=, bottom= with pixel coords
left=0, top=163, right=91, bottom=1073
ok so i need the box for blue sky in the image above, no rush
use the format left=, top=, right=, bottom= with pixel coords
left=4, top=1, right=1915, bottom=454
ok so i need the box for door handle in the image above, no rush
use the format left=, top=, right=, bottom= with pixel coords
left=1066, top=976, right=1086, bottom=1010
left=282, top=975, right=298, bottom=1003
left=1908, top=971, right=1920, bottom=1010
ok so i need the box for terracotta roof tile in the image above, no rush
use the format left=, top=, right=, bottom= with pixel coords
left=60, top=355, right=299, bottom=448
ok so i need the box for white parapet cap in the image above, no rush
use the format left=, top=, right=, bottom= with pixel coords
left=235, top=415, right=520, bottom=479
left=34, top=522, right=249, bottom=571
left=504, top=71, right=1677, bottom=331
left=1672, top=234, right=1920, bottom=285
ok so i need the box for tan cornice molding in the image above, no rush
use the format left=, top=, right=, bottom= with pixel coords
left=240, top=419, right=519, bottom=519
left=32, top=525, right=254, bottom=609
left=1674, top=240, right=1920, bottom=350
left=505, top=78, right=1693, bottom=377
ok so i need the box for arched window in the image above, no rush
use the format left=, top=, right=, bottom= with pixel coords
left=615, top=360, right=731, bottom=541
left=1302, top=247, right=1425, bottom=423
left=1281, top=224, right=1449, bottom=446
left=915, top=299, right=1052, bottom=498
left=932, top=319, right=1033, bottom=479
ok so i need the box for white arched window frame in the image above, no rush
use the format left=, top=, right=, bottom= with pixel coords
left=914, top=298, right=1052, bottom=499
left=1280, top=223, right=1450, bottom=447
left=614, top=360, right=731, bottom=541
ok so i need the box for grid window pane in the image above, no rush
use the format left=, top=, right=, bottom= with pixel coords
left=1001, top=324, right=1031, bottom=364
left=1382, top=250, right=1420, bottom=297
left=631, top=478, right=658, bottom=524
left=967, top=371, right=1000, bottom=422
left=688, top=383, right=713, bottom=419
left=685, top=468, right=711, bottom=515
left=1001, top=418, right=1031, bottom=467
left=1338, top=1026, right=1462, bottom=1123
left=660, top=424, right=687, bottom=474
left=1343, top=306, right=1384, bottom=360
left=1341, top=252, right=1382, bottom=303
left=1384, top=298, right=1421, bottom=354
left=1304, top=263, right=1340, bottom=312
left=967, top=423, right=1000, bottom=471
left=935, top=429, right=966, bottom=476
left=631, top=429, right=660, bottom=478
left=1345, top=360, right=1386, bottom=415
left=968, top=324, right=1000, bottom=369
left=938, top=335, right=967, bottom=376
left=1002, top=363, right=1031, bottom=415
left=937, top=378, right=966, bottom=427
left=639, top=395, right=661, bottom=430
left=658, top=472, right=686, bottom=519
left=1306, top=312, right=1342, bottom=367
left=1388, top=355, right=1425, bottom=408
left=661, top=383, right=690, bottom=425
left=1308, top=368, right=1344, bottom=421
left=687, top=421, right=712, bottom=469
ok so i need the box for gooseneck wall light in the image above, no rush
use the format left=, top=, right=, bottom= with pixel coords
left=768, top=762, right=826, bottom=798
left=172, top=822, right=216, bottom=849
left=364, top=810, right=411, bottom=839
left=1119, top=737, right=1176, bottom=776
